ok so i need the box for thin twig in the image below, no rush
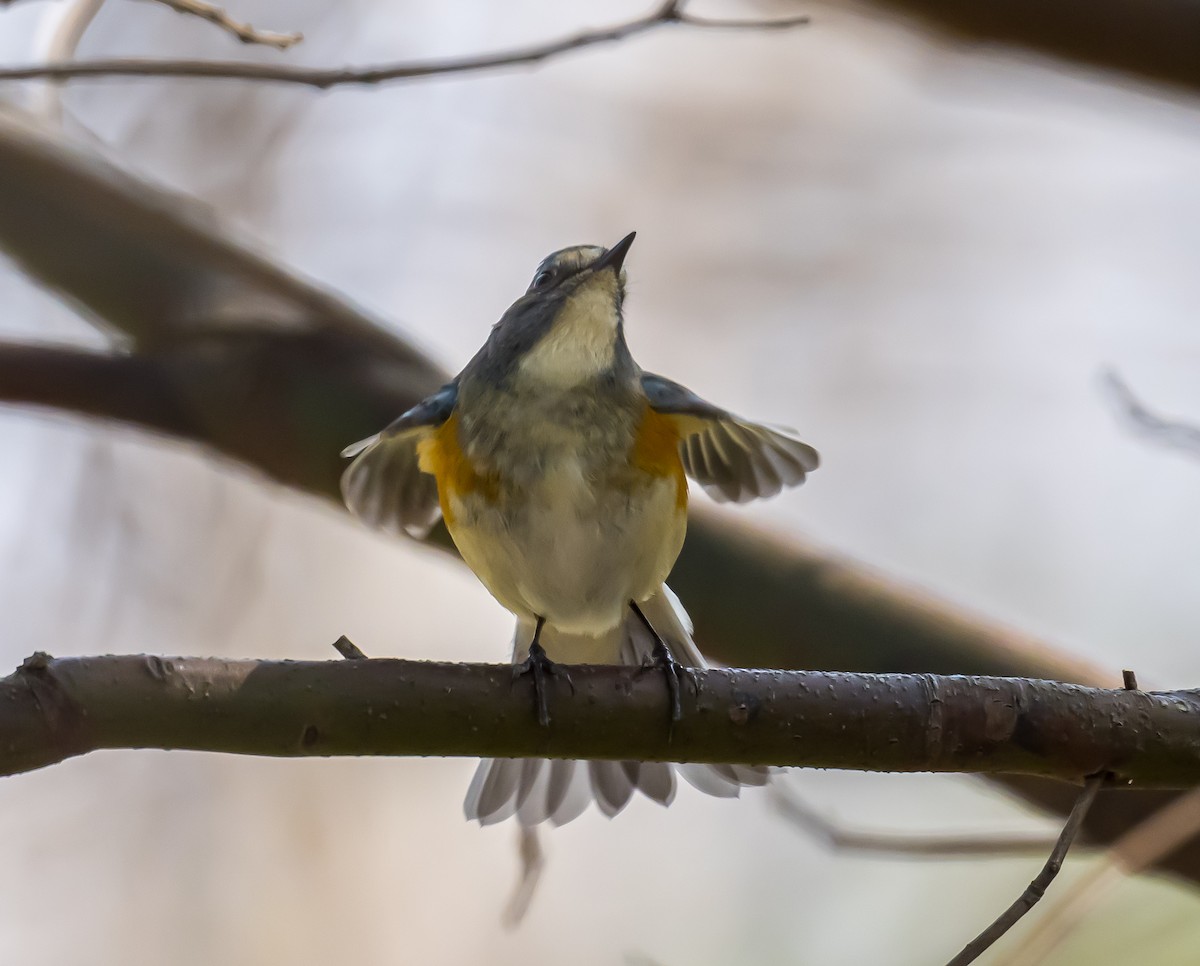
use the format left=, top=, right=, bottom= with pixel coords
left=996, top=785, right=1200, bottom=964
left=1102, top=369, right=1200, bottom=457
left=0, top=2, right=809, bottom=89
left=769, top=782, right=1062, bottom=858
left=945, top=773, right=1106, bottom=966
left=145, top=0, right=302, bottom=49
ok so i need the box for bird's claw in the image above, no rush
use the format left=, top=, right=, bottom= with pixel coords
left=513, top=641, right=572, bottom=727
left=640, top=640, right=687, bottom=724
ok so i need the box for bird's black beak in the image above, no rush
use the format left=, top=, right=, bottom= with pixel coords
left=593, top=231, right=636, bottom=275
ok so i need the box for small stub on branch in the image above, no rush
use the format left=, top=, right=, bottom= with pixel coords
left=19, top=651, right=52, bottom=673
left=332, top=635, right=368, bottom=661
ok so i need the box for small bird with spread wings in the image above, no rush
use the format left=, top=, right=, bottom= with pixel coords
left=341, top=232, right=818, bottom=826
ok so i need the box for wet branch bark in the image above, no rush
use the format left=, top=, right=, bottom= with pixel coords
left=4, top=652, right=1200, bottom=786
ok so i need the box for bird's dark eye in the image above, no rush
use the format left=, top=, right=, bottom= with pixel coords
left=530, top=269, right=554, bottom=290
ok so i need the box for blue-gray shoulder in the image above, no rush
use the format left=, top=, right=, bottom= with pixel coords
left=341, top=381, right=459, bottom=459
left=639, top=371, right=819, bottom=503
left=640, top=372, right=729, bottom=421
left=385, top=380, right=458, bottom=436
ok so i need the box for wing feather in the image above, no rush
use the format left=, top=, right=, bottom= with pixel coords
left=339, top=382, right=457, bottom=537
left=641, top=372, right=818, bottom=503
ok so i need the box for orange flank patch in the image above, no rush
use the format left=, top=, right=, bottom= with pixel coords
left=631, top=406, right=688, bottom=509
left=416, top=414, right=497, bottom=526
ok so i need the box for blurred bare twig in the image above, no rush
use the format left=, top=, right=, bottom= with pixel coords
left=144, top=0, right=303, bottom=49
left=30, top=0, right=108, bottom=122
left=4, top=654, right=1200, bottom=786
left=0, top=1, right=808, bottom=88
left=770, top=781, right=1062, bottom=858
left=502, top=827, right=545, bottom=929
left=1103, top=369, right=1200, bottom=458
left=946, top=773, right=1106, bottom=966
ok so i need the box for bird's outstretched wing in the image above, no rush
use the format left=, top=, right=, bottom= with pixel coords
left=641, top=373, right=819, bottom=503
left=339, top=382, right=458, bottom=537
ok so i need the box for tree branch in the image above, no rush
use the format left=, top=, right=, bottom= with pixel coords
left=0, top=343, right=196, bottom=438
left=0, top=3, right=808, bottom=89
left=4, top=652, right=1200, bottom=786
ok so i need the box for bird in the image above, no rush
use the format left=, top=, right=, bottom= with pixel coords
left=340, top=232, right=818, bottom=827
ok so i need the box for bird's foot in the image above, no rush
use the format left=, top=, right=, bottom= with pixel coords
left=639, top=639, right=687, bottom=724
left=513, top=641, right=573, bottom=727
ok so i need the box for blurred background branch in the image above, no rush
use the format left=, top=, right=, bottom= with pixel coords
left=5, top=0, right=1200, bottom=96
left=27, top=0, right=107, bottom=121
left=769, top=779, right=1063, bottom=857
left=0, top=1, right=808, bottom=88
left=146, top=0, right=303, bottom=49
left=850, top=0, right=1200, bottom=94
left=1103, top=369, right=1200, bottom=459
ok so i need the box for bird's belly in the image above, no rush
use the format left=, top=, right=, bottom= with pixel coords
left=446, top=465, right=686, bottom=635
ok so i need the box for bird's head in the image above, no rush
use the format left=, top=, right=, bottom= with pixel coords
left=525, top=231, right=633, bottom=303
left=492, top=232, right=636, bottom=388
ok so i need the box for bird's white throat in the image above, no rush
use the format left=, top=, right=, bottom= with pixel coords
left=517, top=279, right=619, bottom=388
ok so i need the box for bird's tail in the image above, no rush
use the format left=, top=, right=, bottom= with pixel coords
left=463, top=585, right=770, bottom=827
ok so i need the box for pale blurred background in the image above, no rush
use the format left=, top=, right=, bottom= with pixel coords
left=1, top=1, right=1199, bottom=963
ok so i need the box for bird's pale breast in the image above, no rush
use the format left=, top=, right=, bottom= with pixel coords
left=419, top=401, right=687, bottom=635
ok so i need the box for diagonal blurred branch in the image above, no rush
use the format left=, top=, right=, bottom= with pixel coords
left=2, top=109, right=1200, bottom=884
left=769, top=780, right=1062, bottom=857
left=0, top=343, right=196, bottom=437
left=0, top=2, right=808, bottom=89
left=849, top=0, right=1200, bottom=95
left=0, top=108, right=433, bottom=353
